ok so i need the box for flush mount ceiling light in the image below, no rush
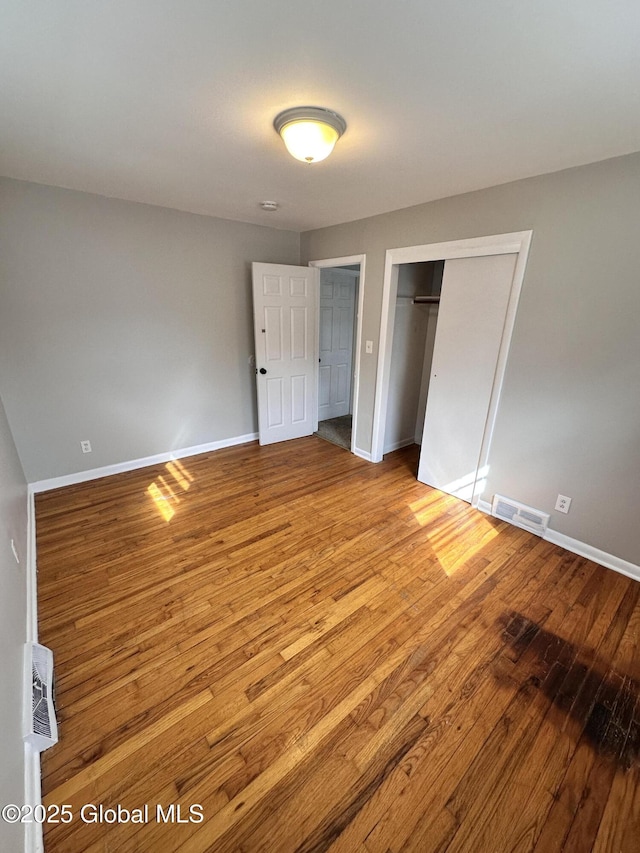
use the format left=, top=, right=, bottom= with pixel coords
left=274, top=106, right=346, bottom=164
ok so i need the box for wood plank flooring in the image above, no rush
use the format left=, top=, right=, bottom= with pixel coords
left=35, top=438, right=640, bottom=852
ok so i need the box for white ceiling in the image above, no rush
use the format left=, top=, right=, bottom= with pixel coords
left=2, top=1, right=640, bottom=232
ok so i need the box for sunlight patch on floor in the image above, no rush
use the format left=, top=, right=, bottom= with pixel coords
left=147, top=459, right=194, bottom=521
left=409, top=485, right=498, bottom=576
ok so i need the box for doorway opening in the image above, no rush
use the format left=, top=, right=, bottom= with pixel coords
left=309, top=255, right=365, bottom=455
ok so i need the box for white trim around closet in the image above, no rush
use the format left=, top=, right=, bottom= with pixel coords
left=371, top=231, right=533, bottom=468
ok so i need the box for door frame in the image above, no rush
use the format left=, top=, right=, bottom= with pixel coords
left=371, top=232, right=533, bottom=497
left=308, top=254, right=366, bottom=455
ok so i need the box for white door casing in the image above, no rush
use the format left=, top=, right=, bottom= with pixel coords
left=252, top=262, right=319, bottom=445
left=318, top=269, right=357, bottom=421
left=417, top=253, right=518, bottom=501
left=309, top=254, right=366, bottom=458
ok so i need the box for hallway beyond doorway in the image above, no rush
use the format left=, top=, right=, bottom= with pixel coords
left=315, top=414, right=352, bottom=450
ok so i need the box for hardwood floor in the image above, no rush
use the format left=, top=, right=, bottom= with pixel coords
left=35, top=438, right=640, bottom=852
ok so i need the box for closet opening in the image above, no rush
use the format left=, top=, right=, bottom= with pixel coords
left=383, top=260, right=443, bottom=460
left=372, top=232, right=532, bottom=508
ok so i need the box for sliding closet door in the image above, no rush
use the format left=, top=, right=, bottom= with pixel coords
left=417, top=253, right=518, bottom=501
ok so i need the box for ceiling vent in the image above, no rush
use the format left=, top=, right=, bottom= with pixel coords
left=24, top=642, right=58, bottom=751
left=491, top=494, right=550, bottom=537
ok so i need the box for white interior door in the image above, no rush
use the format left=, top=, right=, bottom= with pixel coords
left=252, top=262, right=318, bottom=445
left=318, top=269, right=356, bottom=421
left=417, top=253, right=518, bottom=500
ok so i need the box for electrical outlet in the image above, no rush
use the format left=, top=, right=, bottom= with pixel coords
left=81, top=440, right=92, bottom=454
left=10, top=539, right=19, bottom=564
left=555, top=494, right=572, bottom=514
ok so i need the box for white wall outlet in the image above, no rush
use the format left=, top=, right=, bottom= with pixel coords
left=10, top=539, right=19, bottom=564
left=365, top=340, right=374, bottom=354
left=555, top=494, right=572, bottom=514
left=81, top=440, right=92, bottom=453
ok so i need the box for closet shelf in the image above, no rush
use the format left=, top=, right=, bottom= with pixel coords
left=412, top=295, right=440, bottom=304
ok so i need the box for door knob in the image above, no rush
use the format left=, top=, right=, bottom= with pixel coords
left=259, top=367, right=267, bottom=374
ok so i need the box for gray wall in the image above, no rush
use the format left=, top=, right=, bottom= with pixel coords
left=302, top=152, right=640, bottom=566
left=0, top=393, right=28, bottom=852
left=0, top=179, right=300, bottom=481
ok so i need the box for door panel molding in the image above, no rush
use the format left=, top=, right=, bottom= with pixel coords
left=252, top=262, right=319, bottom=445
left=318, top=269, right=356, bottom=421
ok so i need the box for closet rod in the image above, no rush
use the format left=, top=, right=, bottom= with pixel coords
left=412, top=295, right=440, bottom=304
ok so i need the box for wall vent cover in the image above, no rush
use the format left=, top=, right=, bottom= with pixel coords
left=491, top=494, right=550, bottom=537
left=24, top=642, right=58, bottom=751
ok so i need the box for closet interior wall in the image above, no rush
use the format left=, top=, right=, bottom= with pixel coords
left=383, top=261, right=443, bottom=455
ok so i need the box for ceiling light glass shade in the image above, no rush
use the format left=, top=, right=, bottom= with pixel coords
left=274, top=107, right=346, bottom=163
left=280, top=120, right=339, bottom=163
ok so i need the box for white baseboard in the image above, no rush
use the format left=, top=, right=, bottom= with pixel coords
left=24, top=745, right=43, bottom=853
left=383, top=438, right=416, bottom=455
left=543, top=528, right=640, bottom=583
left=28, top=433, right=258, bottom=493
left=353, top=446, right=373, bottom=462
left=25, top=490, right=43, bottom=853
left=476, top=499, right=640, bottom=583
